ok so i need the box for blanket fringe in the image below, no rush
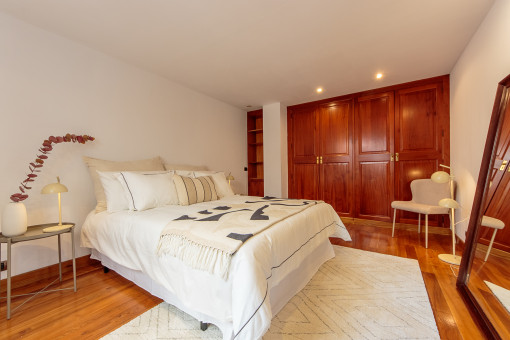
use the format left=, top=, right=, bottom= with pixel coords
left=157, top=234, right=232, bottom=280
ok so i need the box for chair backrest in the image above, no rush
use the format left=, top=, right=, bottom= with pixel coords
left=410, top=179, right=452, bottom=206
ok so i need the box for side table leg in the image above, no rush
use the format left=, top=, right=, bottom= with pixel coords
left=72, top=228, right=76, bottom=292
left=58, top=234, right=62, bottom=282
left=7, top=239, right=11, bottom=320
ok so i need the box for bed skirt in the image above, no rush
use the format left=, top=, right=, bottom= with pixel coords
left=91, top=238, right=335, bottom=339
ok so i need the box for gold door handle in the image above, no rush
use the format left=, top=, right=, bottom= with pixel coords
left=316, top=156, right=319, bottom=164
left=320, top=156, right=323, bottom=164
left=390, top=154, right=394, bottom=162
left=500, top=160, right=508, bottom=171
left=395, top=153, right=399, bottom=162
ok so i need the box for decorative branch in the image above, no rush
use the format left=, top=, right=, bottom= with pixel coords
left=10, top=134, right=95, bottom=202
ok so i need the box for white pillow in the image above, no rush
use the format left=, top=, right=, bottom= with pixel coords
left=193, top=171, right=235, bottom=198
left=117, top=171, right=178, bottom=211
left=97, top=171, right=130, bottom=213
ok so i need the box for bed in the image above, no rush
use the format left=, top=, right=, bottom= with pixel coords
left=81, top=194, right=350, bottom=339
left=79, top=157, right=350, bottom=339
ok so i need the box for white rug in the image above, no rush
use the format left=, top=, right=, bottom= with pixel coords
left=485, top=280, right=510, bottom=314
left=103, top=246, right=439, bottom=339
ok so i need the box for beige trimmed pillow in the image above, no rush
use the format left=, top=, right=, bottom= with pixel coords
left=83, top=156, right=165, bottom=212
left=164, top=163, right=208, bottom=171
left=173, top=174, right=218, bottom=205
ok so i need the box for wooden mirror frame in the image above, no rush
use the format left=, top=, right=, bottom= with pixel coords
left=457, top=73, right=510, bottom=339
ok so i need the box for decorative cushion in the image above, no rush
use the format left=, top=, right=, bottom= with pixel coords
left=83, top=156, right=165, bottom=212
left=194, top=171, right=235, bottom=198
left=117, top=171, right=178, bottom=211
left=173, top=174, right=218, bottom=205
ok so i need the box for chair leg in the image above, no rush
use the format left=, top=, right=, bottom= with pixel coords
left=425, top=215, right=429, bottom=248
left=418, top=214, right=421, bottom=233
left=484, top=229, right=498, bottom=262
left=392, top=209, right=397, bottom=237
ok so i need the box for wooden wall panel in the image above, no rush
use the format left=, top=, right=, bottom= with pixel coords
left=357, top=94, right=392, bottom=154
left=357, top=161, right=393, bottom=220
left=322, top=163, right=351, bottom=216
left=290, top=106, right=318, bottom=159
left=398, top=87, right=438, bottom=152
left=355, top=92, right=394, bottom=221
left=319, top=99, right=353, bottom=216
left=291, top=163, right=318, bottom=200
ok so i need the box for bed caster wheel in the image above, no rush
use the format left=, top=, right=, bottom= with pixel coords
left=103, top=266, right=110, bottom=273
left=200, top=321, right=208, bottom=331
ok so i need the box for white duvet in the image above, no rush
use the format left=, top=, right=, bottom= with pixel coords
left=81, top=195, right=350, bottom=339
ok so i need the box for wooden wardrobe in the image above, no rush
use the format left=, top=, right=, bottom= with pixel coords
left=287, top=75, right=450, bottom=223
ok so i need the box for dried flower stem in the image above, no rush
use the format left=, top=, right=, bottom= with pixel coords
left=10, top=133, right=95, bottom=202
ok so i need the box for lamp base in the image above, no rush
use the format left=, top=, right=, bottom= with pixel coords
left=43, top=224, right=73, bottom=233
left=438, top=253, right=462, bottom=265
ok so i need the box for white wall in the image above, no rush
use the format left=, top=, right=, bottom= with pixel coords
left=0, top=12, right=246, bottom=278
left=450, top=0, right=510, bottom=240
left=263, top=103, right=288, bottom=198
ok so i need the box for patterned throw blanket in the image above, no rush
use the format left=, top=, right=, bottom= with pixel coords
left=157, top=197, right=320, bottom=280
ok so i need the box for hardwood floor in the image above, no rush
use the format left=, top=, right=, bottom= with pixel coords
left=0, top=219, right=492, bottom=339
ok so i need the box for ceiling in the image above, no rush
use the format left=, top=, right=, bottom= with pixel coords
left=0, top=0, right=495, bottom=109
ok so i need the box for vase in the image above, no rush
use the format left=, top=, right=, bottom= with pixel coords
left=1, top=202, right=28, bottom=237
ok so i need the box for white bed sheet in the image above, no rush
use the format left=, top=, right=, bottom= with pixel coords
left=81, top=195, right=350, bottom=339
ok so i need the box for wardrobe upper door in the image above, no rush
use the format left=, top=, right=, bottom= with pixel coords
left=319, top=99, right=354, bottom=217
left=394, top=83, right=449, bottom=223
left=354, top=92, right=395, bottom=221
left=288, top=105, right=319, bottom=200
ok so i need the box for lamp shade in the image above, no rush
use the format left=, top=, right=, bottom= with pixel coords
left=438, top=198, right=460, bottom=209
left=431, top=171, right=450, bottom=184
left=41, top=177, right=68, bottom=194
left=226, top=173, right=235, bottom=181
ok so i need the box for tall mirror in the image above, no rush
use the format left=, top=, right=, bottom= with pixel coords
left=458, top=74, right=510, bottom=339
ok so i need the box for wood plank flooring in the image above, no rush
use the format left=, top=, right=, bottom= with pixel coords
left=0, top=219, right=491, bottom=339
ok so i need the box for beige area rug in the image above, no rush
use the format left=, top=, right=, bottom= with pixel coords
left=102, top=246, right=439, bottom=339
left=485, top=280, right=510, bottom=314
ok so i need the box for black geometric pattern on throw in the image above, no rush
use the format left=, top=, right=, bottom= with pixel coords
left=250, top=205, right=269, bottom=220
left=197, top=209, right=251, bottom=222
left=174, top=215, right=197, bottom=221
left=226, top=233, right=253, bottom=243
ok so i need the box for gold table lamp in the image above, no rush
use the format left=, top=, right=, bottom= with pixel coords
left=226, top=172, right=235, bottom=186
left=41, top=177, right=73, bottom=232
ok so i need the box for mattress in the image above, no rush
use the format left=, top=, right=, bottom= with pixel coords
left=81, top=195, right=351, bottom=339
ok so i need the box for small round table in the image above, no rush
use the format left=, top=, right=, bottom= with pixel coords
left=0, top=222, right=77, bottom=319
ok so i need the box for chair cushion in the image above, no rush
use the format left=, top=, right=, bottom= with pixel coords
left=481, top=216, right=505, bottom=229
left=391, top=201, right=449, bottom=215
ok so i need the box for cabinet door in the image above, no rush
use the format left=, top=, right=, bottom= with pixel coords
left=319, top=99, right=353, bottom=217
left=394, top=83, right=448, bottom=224
left=288, top=105, right=319, bottom=200
left=354, top=92, right=395, bottom=221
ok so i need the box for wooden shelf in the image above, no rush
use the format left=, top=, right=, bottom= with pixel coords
left=247, top=109, right=264, bottom=196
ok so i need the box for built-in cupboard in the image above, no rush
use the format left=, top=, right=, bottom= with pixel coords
left=287, top=75, right=450, bottom=223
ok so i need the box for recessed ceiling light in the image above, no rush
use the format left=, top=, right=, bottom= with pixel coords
left=376, top=73, right=383, bottom=79
left=316, top=87, right=323, bottom=93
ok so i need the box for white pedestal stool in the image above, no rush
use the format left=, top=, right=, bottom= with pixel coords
left=481, top=215, right=505, bottom=262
